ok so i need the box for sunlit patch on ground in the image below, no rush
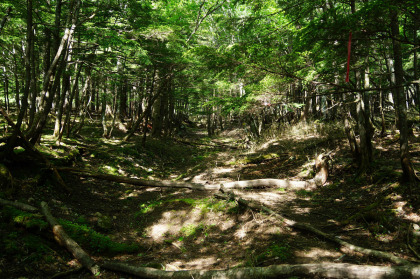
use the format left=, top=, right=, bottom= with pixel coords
left=295, top=248, right=342, bottom=262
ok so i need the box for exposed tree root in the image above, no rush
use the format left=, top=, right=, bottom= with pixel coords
left=40, top=201, right=100, bottom=276
left=217, top=187, right=412, bottom=266
left=101, top=261, right=420, bottom=279
left=0, top=106, right=70, bottom=192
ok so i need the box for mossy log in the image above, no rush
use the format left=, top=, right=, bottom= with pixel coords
left=0, top=198, right=38, bottom=212
left=102, top=261, right=420, bottom=279
left=40, top=201, right=100, bottom=276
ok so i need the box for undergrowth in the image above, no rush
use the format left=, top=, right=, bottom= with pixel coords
left=1, top=206, right=140, bottom=256
left=244, top=241, right=291, bottom=267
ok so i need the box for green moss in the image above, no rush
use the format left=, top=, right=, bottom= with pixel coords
left=180, top=223, right=204, bottom=237
left=1, top=206, right=139, bottom=256
left=2, top=207, right=48, bottom=230
left=295, top=189, right=313, bottom=197
left=60, top=220, right=140, bottom=255
left=244, top=243, right=291, bottom=267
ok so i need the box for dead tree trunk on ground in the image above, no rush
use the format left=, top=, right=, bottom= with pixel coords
left=40, top=201, right=100, bottom=276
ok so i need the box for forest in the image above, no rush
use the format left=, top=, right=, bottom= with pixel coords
left=0, top=0, right=419, bottom=278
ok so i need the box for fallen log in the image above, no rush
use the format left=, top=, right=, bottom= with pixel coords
left=57, top=167, right=319, bottom=191
left=217, top=187, right=412, bottom=266
left=102, top=261, right=420, bottom=279
left=221, top=178, right=316, bottom=190
left=0, top=198, right=38, bottom=212
left=56, top=167, right=219, bottom=190
left=40, top=201, right=100, bottom=276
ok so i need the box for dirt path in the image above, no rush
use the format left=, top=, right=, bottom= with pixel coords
left=3, top=127, right=420, bottom=278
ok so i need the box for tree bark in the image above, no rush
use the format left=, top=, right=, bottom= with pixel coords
left=26, top=0, right=80, bottom=144
left=40, top=201, right=100, bottom=276
left=1, top=0, right=33, bottom=159
left=0, top=198, right=38, bottom=213
left=390, top=9, right=418, bottom=186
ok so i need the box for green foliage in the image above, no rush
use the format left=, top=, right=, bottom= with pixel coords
left=244, top=242, right=291, bottom=267
left=2, top=206, right=48, bottom=230
left=0, top=207, right=51, bottom=261
left=136, top=200, right=165, bottom=216
left=180, top=223, right=205, bottom=238
left=295, top=189, right=313, bottom=197
left=0, top=206, right=139, bottom=256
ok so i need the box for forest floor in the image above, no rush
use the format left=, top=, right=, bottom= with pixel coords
left=2, top=120, right=420, bottom=278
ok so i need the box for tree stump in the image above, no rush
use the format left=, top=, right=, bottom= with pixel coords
left=314, top=154, right=330, bottom=186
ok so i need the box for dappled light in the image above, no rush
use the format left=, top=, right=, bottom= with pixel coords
left=295, top=248, right=342, bottom=262
left=1, top=0, right=419, bottom=278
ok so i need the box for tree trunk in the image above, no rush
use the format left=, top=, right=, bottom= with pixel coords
left=124, top=67, right=157, bottom=141
left=390, top=9, right=418, bottom=185
left=40, top=202, right=100, bottom=276
left=26, top=0, right=80, bottom=144
left=72, top=71, right=91, bottom=136
left=53, top=73, right=70, bottom=139
left=0, top=7, right=12, bottom=35
left=1, top=0, right=33, bottom=159
left=59, top=62, right=82, bottom=142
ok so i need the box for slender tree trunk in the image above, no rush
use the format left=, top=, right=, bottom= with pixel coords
left=151, top=90, right=163, bottom=137
left=414, top=7, right=419, bottom=118
left=390, top=9, right=418, bottom=186
left=12, top=54, right=21, bottom=112
left=4, top=75, right=9, bottom=114
left=1, top=0, right=33, bottom=159
left=28, top=31, right=39, bottom=128
left=53, top=73, right=70, bottom=139
left=101, top=77, right=109, bottom=138
left=119, top=78, right=128, bottom=121
left=72, top=71, right=91, bottom=136
left=26, top=0, right=80, bottom=143
left=19, top=0, right=34, bottom=130
left=106, top=84, right=118, bottom=138
left=0, top=7, right=12, bottom=35
left=379, top=85, right=386, bottom=136
left=124, top=67, right=158, bottom=141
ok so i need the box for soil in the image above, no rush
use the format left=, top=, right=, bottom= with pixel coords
left=2, top=124, right=420, bottom=278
